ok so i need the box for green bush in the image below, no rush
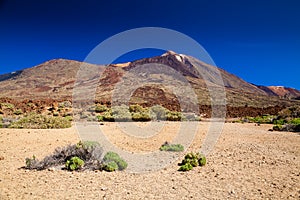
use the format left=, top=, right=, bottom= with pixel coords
left=103, top=151, right=127, bottom=171
left=166, top=111, right=182, bottom=121
left=178, top=163, right=193, bottom=171
left=290, top=118, right=300, bottom=125
left=129, top=104, right=145, bottom=113
left=9, top=113, right=71, bottom=129
left=178, top=152, right=206, bottom=171
left=96, top=115, right=104, bottom=122
left=159, top=142, right=184, bottom=152
left=0, top=103, right=14, bottom=110
left=65, top=156, right=84, bottom=171
left=246, top=115, right=276, bottom=124
left=131, top=112, right=151, bottom=122
left=273, top=118, right=286, bottom=125
left=102, top=110, right=114, bottom=122
left=64, top=116, right=73, bottom=121
left=198, top=154, right=207, bottom=166
left=103, top=161, right=118, bottom=172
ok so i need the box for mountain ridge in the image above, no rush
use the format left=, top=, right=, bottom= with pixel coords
left=0, top=52, right=299, bottom=112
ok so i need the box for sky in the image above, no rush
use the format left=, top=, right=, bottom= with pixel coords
left=0, top=0, right=299, bottom=89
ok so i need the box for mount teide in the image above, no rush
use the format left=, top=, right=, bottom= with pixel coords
left=0, top=51, right=299, bottom=117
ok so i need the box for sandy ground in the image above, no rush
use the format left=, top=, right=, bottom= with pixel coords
left=0, top=122, right=299, bottom=199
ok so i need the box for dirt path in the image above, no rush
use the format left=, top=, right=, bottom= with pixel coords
left=0, top=122, right=299, bottom=199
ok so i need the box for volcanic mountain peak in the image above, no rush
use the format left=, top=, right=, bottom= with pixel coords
left=0, top=52, right=299, bottom=109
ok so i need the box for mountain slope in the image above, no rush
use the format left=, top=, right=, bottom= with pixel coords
left=0, top=51, right=299, bottom=111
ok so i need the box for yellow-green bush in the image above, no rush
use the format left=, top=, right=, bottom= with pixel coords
left=9, top=113, right=71, bottom=129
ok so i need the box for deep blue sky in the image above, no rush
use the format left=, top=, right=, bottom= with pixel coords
left=0, top=0, right=299, bottom=89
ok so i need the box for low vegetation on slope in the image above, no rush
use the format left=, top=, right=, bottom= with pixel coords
left=91, top=104, right=200, bottom=122
left=9, top=113, right=72, bottom=129
left=237, top=106, right=300, bottom=132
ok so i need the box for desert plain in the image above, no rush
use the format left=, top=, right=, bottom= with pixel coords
left=0, top=122, right=299, bottom=199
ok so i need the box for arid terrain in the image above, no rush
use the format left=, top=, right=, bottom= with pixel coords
left=0, top=122, right=299, bottom=199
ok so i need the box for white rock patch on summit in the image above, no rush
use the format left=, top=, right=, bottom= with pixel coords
left=175, top=54, right=183, bottom=62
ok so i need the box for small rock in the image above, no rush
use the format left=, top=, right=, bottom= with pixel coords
left=48, top=167, right=55, bottom=171
left=101, top=187, right=107, bottom=191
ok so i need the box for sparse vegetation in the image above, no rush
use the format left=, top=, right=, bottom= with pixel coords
left=103, top=151, right=128, bottom=171
left=25, top=141, right=103, bottom=170
left=65, top=156, right=84, bottom=171
left=24, top=141, right=128, bottom=172
left=159, top=142, right=184, bottom=152
left=9, top=113, right=71, bottom=129
left=0, top=103, right=15, bottom=110
left=166, top=111, right=182, bottom=121
left=236, top=107, right=300, bottom=132
left=178, top=152, right=206, bottom=172
left=245, top=115, right=276, bottom=124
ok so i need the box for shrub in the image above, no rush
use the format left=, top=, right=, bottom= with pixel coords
left=129, top=104, right=145, bottom=113
left=246, top=115, right=276, bottom=124
left=102, top=110, right=114, bottom=122
left=103, top=151, right=128, bottom=171
left=25, top=141, right=103, bottom=171
left=159, top=142, right=184, bottom=152
left=96, top=115, right=104, bottom=122
left=150, top=105, right=167, bottom=120
left=178, top=163, right=193, bottom=171
left=112, top=105, right=132, bottom=121
left=273, top=118, right=286, bottom=125
left=290, top=118, right=300, bottom=125
left=9, top=113, right=71, bottom=129
left=131, top=112, right=151, bottom=122
left=178, top=152, right=206, bottom=171
left=0, top=103, right=14, bottom=110
left=166, top=111, right=182, bottom=121
left=64, top=116, right=73, bottom=121
left=198, top=154, right=207, bottom=166
left=103, top=161, right=118, bottom=172
left=65, top=156, right=84, bottom=171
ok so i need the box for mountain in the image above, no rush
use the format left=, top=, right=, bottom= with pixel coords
left=0, top=51, right=299, bottom=117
